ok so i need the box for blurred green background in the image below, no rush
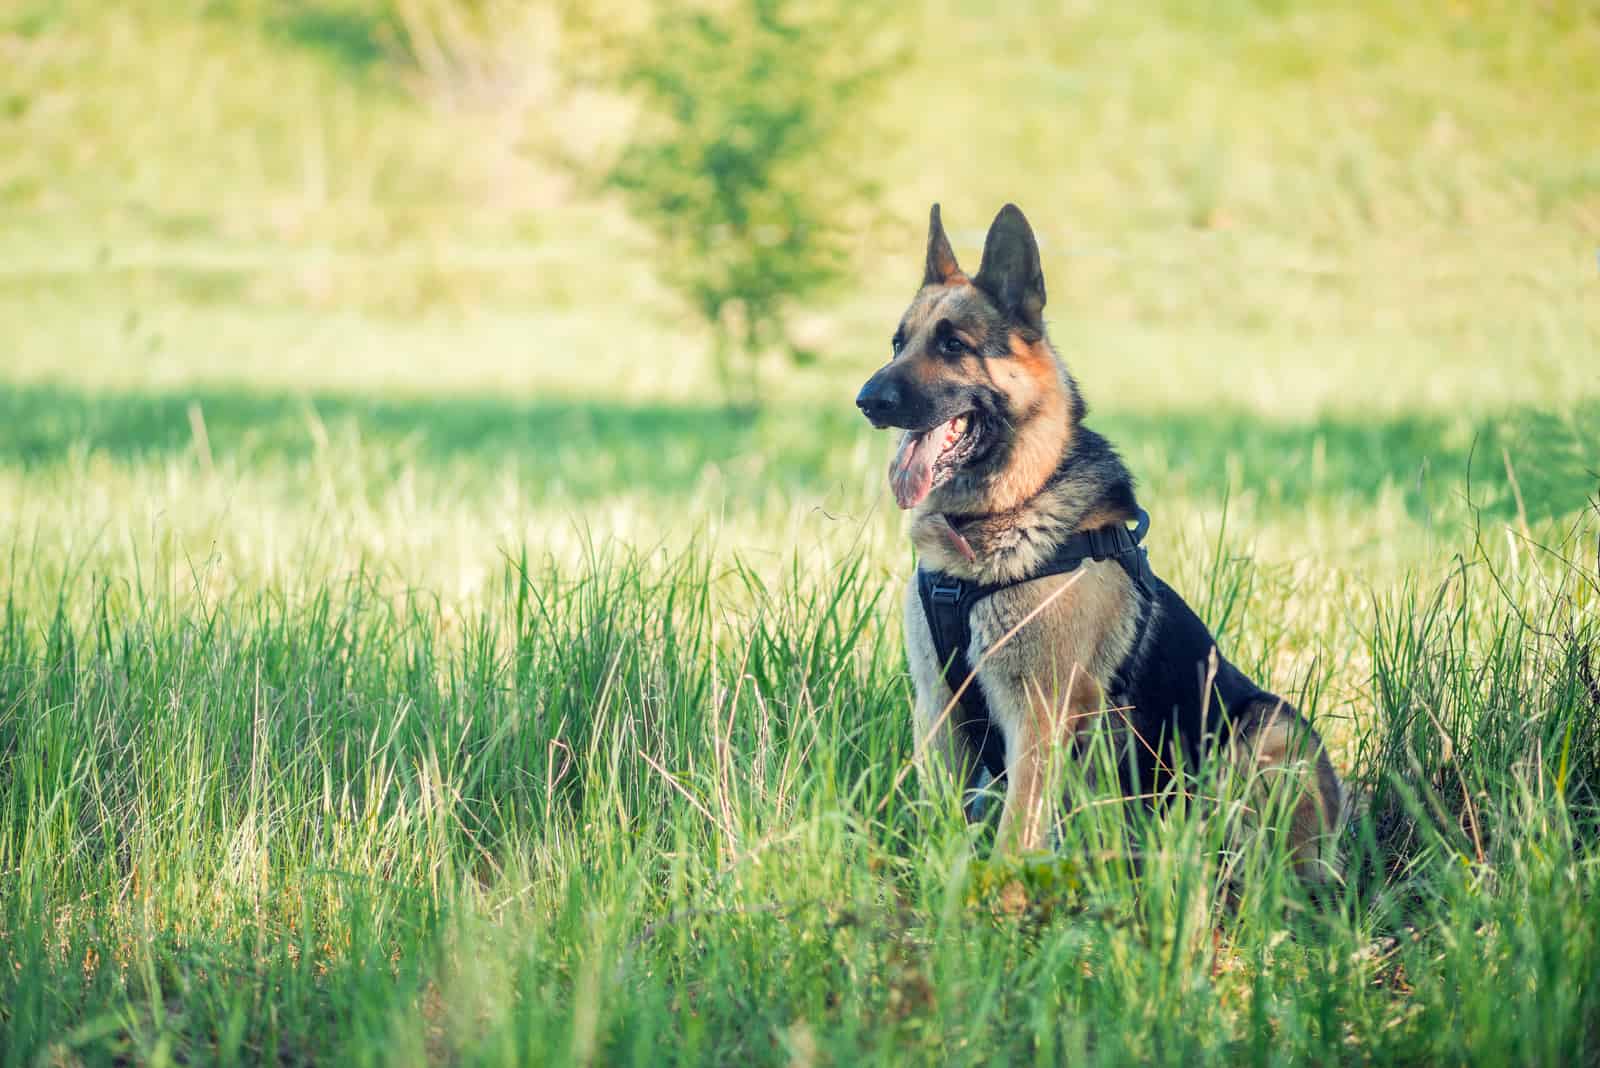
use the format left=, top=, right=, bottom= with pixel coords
left=4, top=0, right=1597, bottom=633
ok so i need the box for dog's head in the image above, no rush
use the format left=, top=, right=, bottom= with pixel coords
left=857, top=204, right=1080, bottom=513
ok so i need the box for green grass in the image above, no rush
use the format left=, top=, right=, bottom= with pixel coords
left=4, top=524, right=1598, bottom=1064
left=3, top=1, right=1600, bottom=1064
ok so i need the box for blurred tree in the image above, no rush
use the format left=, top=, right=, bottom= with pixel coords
left=607, top=0, right=894, bottom=407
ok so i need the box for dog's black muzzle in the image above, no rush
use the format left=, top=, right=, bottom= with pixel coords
left=855, top=368, right=905, bottom=428
left=856, top=366, right=944, bottom=430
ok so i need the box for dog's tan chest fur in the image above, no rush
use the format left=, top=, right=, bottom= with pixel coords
left=962, top=560, right=1139, bottom=703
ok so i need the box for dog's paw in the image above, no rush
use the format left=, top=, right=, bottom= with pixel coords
left=965, top=852, right=1084, bottom=925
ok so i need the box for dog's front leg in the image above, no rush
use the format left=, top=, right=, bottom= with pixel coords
left=912, top=684, right=984, bottom=803
left=993, top=700, right=1052, bottom=854
left=905, top=577, right=985, bottom=816
left=991, top=673, right=1096, bottom=855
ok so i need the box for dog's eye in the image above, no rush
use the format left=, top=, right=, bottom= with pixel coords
left=940, top=334, right=967, bottom=356
left=891, top=330, right=905, bottom=355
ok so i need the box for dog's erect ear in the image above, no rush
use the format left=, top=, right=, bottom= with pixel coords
left=973, top=204, right=1045, bottom=329
left=923, top=203, right=965, bottom=286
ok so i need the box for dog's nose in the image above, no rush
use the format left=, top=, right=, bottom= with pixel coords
left=855, top=378, right=902, bottom=423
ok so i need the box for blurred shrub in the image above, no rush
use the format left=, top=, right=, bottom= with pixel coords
left=607, top=0, right=895, bottom=406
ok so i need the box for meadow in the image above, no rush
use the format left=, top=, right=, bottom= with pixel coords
left=2, top=1, right=1600, bottom=1063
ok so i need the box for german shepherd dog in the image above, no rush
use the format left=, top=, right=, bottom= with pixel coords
left=857, top=204, right=1345, bottom=879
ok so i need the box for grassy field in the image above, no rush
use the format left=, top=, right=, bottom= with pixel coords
left=3, top=1, right=1600, bottom=1064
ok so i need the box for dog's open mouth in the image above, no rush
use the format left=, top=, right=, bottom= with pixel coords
left=889, top=413, right=981, bottom=509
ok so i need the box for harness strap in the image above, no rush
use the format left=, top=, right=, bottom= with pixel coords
left=917, top=509, right=1153, bottom=780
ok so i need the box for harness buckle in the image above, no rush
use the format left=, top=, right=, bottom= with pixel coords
left=1085, top=526, right=1120, bottom=561
left=1088, top=514, right=1149, bottom=561
left=929, top=576, right=964, bottom=606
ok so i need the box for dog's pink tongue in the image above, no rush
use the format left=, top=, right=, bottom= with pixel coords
left=890, top=428, right=940, bottom=509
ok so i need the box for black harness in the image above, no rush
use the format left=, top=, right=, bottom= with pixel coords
left=915, top=509, right=1154, bottom=780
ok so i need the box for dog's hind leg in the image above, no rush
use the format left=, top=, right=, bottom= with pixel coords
left=1226, top=698, right=1347, bottom=884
